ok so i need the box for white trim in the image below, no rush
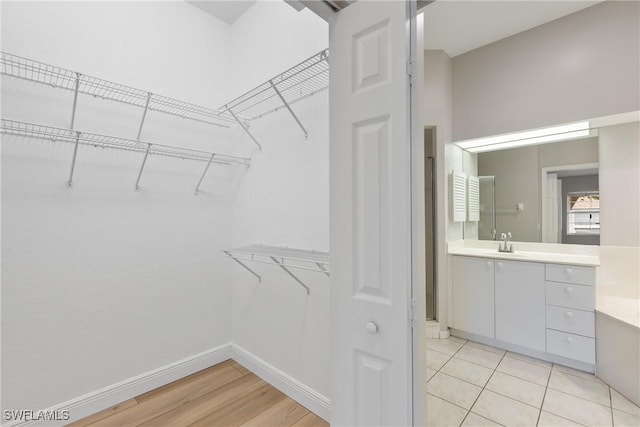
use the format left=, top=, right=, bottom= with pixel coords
left=3, top=344, right=233, bottom=427
left=231, top=344, right=330, bottom=422
left=541, top=163, right=599, bottom=243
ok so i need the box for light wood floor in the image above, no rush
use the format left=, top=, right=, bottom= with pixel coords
left=68, top=360, right=328, bottom=427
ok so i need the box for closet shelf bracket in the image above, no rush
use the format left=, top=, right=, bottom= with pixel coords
left=135, top=143, right=152, bottom=191
left=270, top=256, right=310, bottom=294
left=227, top=106, right=262, bottom=152
left=137, top=92, right=152, bottom=140
left=70, top=72, right=80, bottom=129
left=316, top=262, right=330, bottom=278
left=66, top=131, right=81, bottom=187
left=268, top=79, right=308, bottom=139
left=223, top=250, right=262, bottom=282
left=194, top=153, right=215, bottom=195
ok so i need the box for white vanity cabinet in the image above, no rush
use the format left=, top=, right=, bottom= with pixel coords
left=452, top=256, right=495, bottom=338
left=450, top=253, right=597, bottom=369
left=495, top=260, right=546, bottom=352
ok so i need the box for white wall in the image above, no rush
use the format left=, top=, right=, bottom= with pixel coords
left=228, top=0, right=330, bottom=401
left=452, top=0, right=640, bottom=141
left=599, top=122, right=640, bottom=248
left=230, top=0, right=329, bottom=95
left=597, top=122, right=640, bottom=300
left=1, top=0, right=241, bottom=414
left=1, top=1, right=233, bottom=107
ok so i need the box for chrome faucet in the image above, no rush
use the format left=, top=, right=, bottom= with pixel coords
left=499, top=232, right=515, bottom=253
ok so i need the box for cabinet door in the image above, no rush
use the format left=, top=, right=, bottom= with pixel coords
left=452, top=256, right=494, bottom=338
left=495, top=260, right=546, bottom=351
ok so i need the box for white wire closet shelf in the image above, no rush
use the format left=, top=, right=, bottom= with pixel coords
left=222, top=49, right=328, bottom=120
left=223, top=244, right=330, bottom=294
left=0, top=51, right=238, bottom=130
left=1, top=49, right=330, bottom=151
left=1, top=119, right=250, bottom=193
left=220, top=49, right=329, bottom=148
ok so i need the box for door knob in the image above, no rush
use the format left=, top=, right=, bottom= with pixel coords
left=366, top=321, right=379, bottom=334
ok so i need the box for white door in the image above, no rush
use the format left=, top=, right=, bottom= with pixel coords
left=330, top=1, right=416, bottom=425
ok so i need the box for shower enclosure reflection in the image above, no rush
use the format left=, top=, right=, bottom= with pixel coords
left=478, top=175, right=496, bottom=240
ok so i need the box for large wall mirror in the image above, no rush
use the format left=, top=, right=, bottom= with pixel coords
left=471, top=135, right=599, bottom=245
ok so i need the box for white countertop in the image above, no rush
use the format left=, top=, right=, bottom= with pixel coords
left=447, top=241, right=600, bottom=266
left=596, top=295, right=640, bottom=329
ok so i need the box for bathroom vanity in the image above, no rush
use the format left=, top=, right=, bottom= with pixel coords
left=448, top=241, right=599, bottom=372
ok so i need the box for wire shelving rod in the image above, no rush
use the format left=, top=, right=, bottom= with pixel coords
left=1, top=119, right=250, bottom=192
left=0, top=51, right=239, bottom=129
left=220, top=49, right=329, bottom=129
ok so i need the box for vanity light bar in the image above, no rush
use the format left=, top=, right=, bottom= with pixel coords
left=455, top=121, right=590, bottom=152
left=465, top=129, right=593, bottom=153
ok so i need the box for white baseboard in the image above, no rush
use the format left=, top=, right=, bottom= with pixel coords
left=3, top=343, right=233, bottom=427
left=231, top=344, right=330, bottom=422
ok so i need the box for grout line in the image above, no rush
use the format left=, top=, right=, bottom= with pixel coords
left=535, top=361, right=553, bottom=426
left=431, top=337, right=626, bottom=427
left=609, top=387, right=640, bottom=416
left=545, top=379, right=614, bottom=408
left=459, top=409, right=471, bottom=425
left=502, top=351, right=553, bottom=371
left=457, top=348, right=508, bottom=426
left=427, top=391, right=469, bottom=411
left=552, top=364, right=603, bottom=383
left=430, top=337, right=617, bottom=427
left=433, top=370, right=484, bottom=390
left=609, top=385, right=614, bottom=427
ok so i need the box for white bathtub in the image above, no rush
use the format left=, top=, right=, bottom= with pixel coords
left=596, top=295, right=640, bottom=406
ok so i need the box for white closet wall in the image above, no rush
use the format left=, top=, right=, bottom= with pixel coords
left=230, top=0, right=329, bottom=94
left=228, top=0, right=331, bottom=408
left=1, top=1, right=237, bottom=414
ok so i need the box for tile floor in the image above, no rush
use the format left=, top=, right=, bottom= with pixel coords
left=426, top=336, right=640, bottom=427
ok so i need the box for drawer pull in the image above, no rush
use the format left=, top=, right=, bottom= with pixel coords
left=564, top=286, right=574, bottom=293
left=565, top=311, right=574, bottom=318
left=566, top=336, right=574, bottom=343
left=565, top=268, right=573, bottom=276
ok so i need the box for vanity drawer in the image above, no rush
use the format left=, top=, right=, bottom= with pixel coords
left=546, top=281, right=594, bottom=311
left=546, top=329, right=595, bottom=364
left=546, top=305, right=595, bottom=337
left=546, top=264, right=595, bottom=286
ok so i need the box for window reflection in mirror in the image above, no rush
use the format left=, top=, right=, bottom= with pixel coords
left=567, top=192, right=600, bottom=235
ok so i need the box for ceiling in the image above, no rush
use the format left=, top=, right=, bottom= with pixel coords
left=186, top=0, right=257, bottom=25
left=423, top=0, right=603, bottom=57
left=185, top=0, right=603, bottom=54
